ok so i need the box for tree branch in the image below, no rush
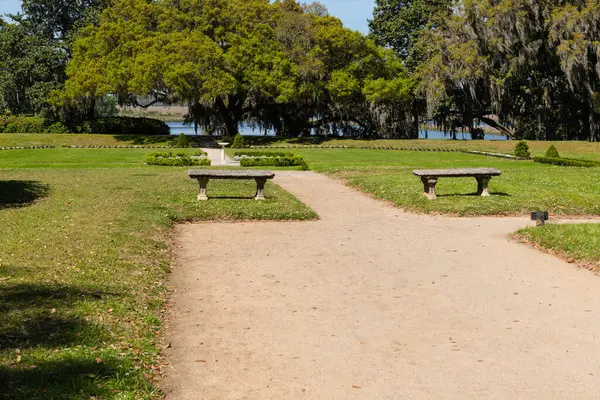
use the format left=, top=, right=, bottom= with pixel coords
left=131, top=98, right=163, bottom=109
left=478, top=116, right=515, bottom=138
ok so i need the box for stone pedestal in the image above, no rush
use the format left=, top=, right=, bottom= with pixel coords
left=217, top=142, right=229, bottom=164
left=476, top=176, right=491, bottom=197
left=255, top=178, right=267, bottom=201
left=421, top=177, right=438, bottom=200
left=197, top=179, right=209, bottom=201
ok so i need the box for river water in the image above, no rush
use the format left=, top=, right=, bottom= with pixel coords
left=166, top=121, right=509, bottom=141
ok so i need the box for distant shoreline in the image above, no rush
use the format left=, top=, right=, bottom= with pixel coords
left=118, top=108, right=508, bottom=138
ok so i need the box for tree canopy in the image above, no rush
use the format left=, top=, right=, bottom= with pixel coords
left=369, top=0, right=452, bottom=65
left=19, top=0, right=108, bottom=43
left=0, top=0, right=108, bottom=116
left=399, top=0, right=600, bottom=141
left=0, top=18, right=66, bottom=114
left=4, top=0, right=600, bottom=141
left=60, top=0, right=415, bottom=137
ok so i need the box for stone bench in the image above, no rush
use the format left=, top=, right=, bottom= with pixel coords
left=413, top=168, right=502, bottom=200
left=188, top=170, right=275, bottom=201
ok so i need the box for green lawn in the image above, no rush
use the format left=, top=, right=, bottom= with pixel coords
left=516, top=224, right=600, bottom=270
left=240, top=148, right=600, bottom=216
left=0, top=157, right=315, bottom=399
left=0, top=133, right=175, bottom=147
left=2, top=138, right=600, bottom=398
left=0, top=148, right=195, bottom=168
left=3, top=133, right=600, bottom=160
left=242, top=136, right=600, bottom=160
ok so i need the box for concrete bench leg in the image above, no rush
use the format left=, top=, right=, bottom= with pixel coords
left=255, top=178, right=267, bottom=201
left=197, top=178, right=209, bottom=201
left=476, top=176, right=491, bottom=197
left=421, top=177, right=438, bottom=200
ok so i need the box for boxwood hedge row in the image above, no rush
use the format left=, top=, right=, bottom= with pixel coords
left=532, top=156, right=600, bottom=167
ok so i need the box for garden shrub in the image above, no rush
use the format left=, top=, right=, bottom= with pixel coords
left=232, top=133, right=244, bottom=148
left=44, top=122, right=71, bottom=133
left=0, top=115, right=48, bottom=133
left=532, top=156, right=600, bottom=167
left=146, top=151, right=210, bottom=166
left=299, top=160, right=310, bottom=171
left=239, top=156, right=308, bottom=169
left=545, top=145, right=560, bottom=158
left=0, top=115, right=168, bottom=135
left=234, top=151, right=293, bottom=157
left=514, top=140, right=531, bottom=158
left=74, top=116, right=169, bottom=135
left=175, top=133, right=190, bottom=148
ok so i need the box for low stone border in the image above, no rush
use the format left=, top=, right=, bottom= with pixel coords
left=242, top=145, right=527, bottom=160
left=0, top=145, right=55, bottom=150
left=63, top=145, right=171, bottom=149
left=464, top=150, right=529, bottom=160
left=0, top=145, right=173, bottom=150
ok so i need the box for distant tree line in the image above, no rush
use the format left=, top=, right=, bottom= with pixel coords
left=1, top=0, right=599, bottom=141
left=371, top=0, right=600, bottom=141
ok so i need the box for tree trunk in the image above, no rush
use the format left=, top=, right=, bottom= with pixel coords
left=590, top=111, right=600, bottom=142
left=410, top=102, right=420, bottom=139
left=88, top=97, right=96, bottom=119
left=544, top=121, right=557, bottom=141
left=582, top=105, right=591, bottom=141
left=215, top=98, right=239, bottom=136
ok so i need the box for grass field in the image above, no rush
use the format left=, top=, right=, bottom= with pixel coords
left=0, top=150, right=315, bottom=399
left=1, top=134, right=599, bottom=398
left=0, top=148, right=195, bottom=168
left=242, top=136, right=600, bottom=160
left=516, top=224, right=600, bottom=270
left=0, top=133, right=176, bottom=147
left=236, top=148, right=600, bottom=216
left=3, top=134, right=600, bottom=160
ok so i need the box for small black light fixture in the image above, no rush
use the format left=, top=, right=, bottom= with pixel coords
left=531, top=211, right=549, bottom=226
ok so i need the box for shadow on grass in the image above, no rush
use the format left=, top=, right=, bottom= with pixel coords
left=113, top=134, right=218, bottom=148
left=0, top=283, right=114, bottom=350
left=0, top=181, right=50, bottom=209
left=0, top=281, right=146, bottom=399
left=436, top=192, right=511, bottom=198
left=206, top=196, right=258, bottom=200
left=112, top=134, right=173, bottom=145
left=0, top=317, right=107, bottom=351
left=243, top=136, right=385, bottom=146
left=0, top=358, right=125, bottom=400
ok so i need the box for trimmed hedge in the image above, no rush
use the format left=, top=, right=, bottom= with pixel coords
left=232, top=133, right=244, bottom=148
left=532, top=156, right=600, bottom=167
left=175, top=133, right=190, bottom=148
left=240, top=156, right=308, bottom=170
left=514, top=140, right=531, bottom=159
left=545, top=145, right=560, bottom=158
left=75, top=117, right=169, bottom=135
left=234, top=151, right=293, bottom=157
left=146, top=152, right=210, bottom=166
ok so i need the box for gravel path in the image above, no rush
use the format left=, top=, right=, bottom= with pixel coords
left=164, top=171, right=600, bottom=399
left=202, top=148, right=240, bottom=167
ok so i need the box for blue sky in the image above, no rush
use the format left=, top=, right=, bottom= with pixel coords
left=0, top=0, right=375, bottom=33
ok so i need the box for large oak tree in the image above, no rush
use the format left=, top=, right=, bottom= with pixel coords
left=60, top=0, right=415, bottom=137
